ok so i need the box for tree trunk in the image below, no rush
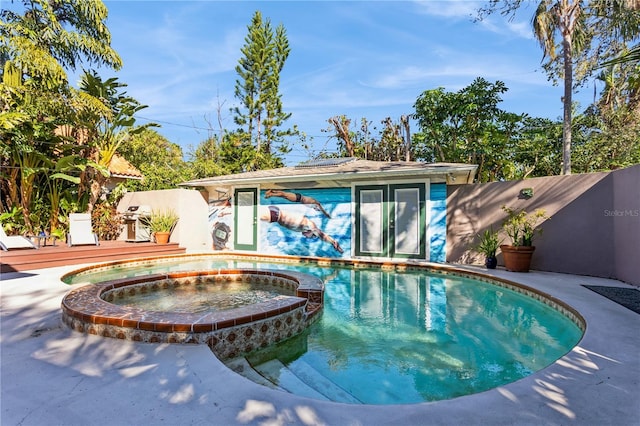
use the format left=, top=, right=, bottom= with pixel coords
left=87, top=175, right=105, bottom=213
left=329, top=116, right=354, bottom=157
left=401, top=115, right=411, bottom=161
left=562, top=33, right=573, bottom=175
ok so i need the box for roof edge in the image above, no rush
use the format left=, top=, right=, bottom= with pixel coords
left=180, top=163, right=477, bottom=187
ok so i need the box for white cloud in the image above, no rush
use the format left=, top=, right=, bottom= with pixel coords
left=413, top=0, right=534, bottom=40
left=476, top=17, right=535, bottom=40
left=506, top=20, right=535, bottom=39
left=413, top=0, right=481, bottom=19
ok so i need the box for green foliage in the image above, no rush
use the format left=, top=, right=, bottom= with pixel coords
left=0, top=0, right=122, bottom=89
left=0, top=206, right=24, bottom=234
left=573, top=109, right=640, bottom=172
left=474, top=228, right=502, bottom=258
left=572, top=61, right=640, bottom=172
left=188, top=136, right=229, bottom=178
left=411, top=77, right=564, bottom=181
left=76, top=70, right=155, bottom=211
left=91, top=203, right=122, bottom=240
left=501, top=205, right=549, bottom=246
left=0, top=0, right=122, bottom=235
left=118, top=129, right=189, bottom=191
left=478, top=1, right=638, bottom=86
left=148, top=209, right=178, bottom=233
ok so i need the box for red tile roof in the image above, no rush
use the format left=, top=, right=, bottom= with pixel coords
left=109, top=154, right=143, bottom=179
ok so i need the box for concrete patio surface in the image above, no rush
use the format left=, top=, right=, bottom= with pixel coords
left=1, top=264, right=639, bottom=426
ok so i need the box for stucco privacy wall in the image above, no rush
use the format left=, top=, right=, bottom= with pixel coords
left=613, top=165, right=640, bottom=285
left=117, top=189, right=210, bottom=251
left=446, top=165, right=640, bottom=285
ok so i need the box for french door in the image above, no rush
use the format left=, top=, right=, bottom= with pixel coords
left=355, top=183, right=426, bottom=259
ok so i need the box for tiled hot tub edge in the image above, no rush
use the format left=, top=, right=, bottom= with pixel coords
left=61, top=269, right=324, bottom=360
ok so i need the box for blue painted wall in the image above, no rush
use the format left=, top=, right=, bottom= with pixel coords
left=429, top=183, right=447, bottom=263
left=209, top=183, right=449, bottom=262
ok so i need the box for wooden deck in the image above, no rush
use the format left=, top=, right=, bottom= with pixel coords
left=0, top=240, right=186, bottom=273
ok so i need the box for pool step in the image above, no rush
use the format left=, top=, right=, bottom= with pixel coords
left=251, top=359, right=362, bottom=404
left=286, top=360, right=362, bottom=404
left=224, top=357, right=280, bottom=390
left=253, top=359, right=331, bottom=401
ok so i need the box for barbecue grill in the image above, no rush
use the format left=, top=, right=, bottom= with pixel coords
left=122, top=205, right=152, bottom=242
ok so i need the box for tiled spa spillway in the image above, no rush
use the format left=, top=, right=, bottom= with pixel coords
left=61, top=269, right=324, bottom=360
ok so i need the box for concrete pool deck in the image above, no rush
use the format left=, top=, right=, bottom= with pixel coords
left=1, top=264, right=638, bottom=425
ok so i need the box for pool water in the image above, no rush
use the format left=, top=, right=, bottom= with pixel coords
left=64, top=258, right=583, bottom=404
left=110, top=281, right=288, bottom=314
left=244, top=267, right=582, bottom=404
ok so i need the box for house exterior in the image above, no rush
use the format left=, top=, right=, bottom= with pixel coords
left=180, top=158, right=477, bottom=263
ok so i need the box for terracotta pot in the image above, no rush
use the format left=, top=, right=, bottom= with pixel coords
left=500, top=245, right=535, bottom=272
left=154, top=231, right=171, bottom=244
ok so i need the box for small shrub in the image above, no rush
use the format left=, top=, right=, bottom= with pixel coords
left=501, top=205, right=549, bottom=246
left=92, top=203, right=124, bottom=240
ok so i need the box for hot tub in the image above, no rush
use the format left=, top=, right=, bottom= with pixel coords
left=61, top=269, right=324, bottom=360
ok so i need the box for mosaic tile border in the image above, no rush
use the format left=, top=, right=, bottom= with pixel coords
left=61, top=269, right=324, bottom=360
left=62, top=252, right=586, bottom=341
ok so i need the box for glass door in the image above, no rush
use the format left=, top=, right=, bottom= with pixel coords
left=390, top=184, right=426, bottom=259
left=234, top=188, right=257, bottom=251
left=355, top=183, right=426, bottom=259
left=355, top=185, right=388, bottom=257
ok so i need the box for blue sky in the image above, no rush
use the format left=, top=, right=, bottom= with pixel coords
left=75, top=1, right=595, bottom=164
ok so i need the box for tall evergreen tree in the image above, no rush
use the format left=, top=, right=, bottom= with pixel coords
left=233, top=10, right=292, bottom=160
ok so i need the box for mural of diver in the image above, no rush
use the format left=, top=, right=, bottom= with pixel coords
left=265, top=189, right=331, bottom=218
left=259, top=205, right=343, bottom=253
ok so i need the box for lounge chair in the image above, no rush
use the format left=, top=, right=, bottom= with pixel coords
left=67, top=213, right=99, bottom=247
left=0, top=225, right=38, bottom=251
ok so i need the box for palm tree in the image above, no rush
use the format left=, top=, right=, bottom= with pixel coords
left=478, top=0, right=639, bottom=176
left=532, top=0, right=586, bottom=175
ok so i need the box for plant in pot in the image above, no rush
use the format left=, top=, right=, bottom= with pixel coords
left=500, top=205, right=548, bottom=272
left=474, top=228, right=502, bottom=269
left=148, top=209, right=178, bottom=244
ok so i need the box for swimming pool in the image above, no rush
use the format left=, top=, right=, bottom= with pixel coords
left=62, top=254, right=584, bottom=405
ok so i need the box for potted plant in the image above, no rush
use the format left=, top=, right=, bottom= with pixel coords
left=148, top=209, right=178, bottom=244
left=500, top=205, right=548, bottom=272
left=474, top=228, right=502, bottom=269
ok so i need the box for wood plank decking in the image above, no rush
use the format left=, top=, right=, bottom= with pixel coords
left=1, top=240, right=186, bottom=273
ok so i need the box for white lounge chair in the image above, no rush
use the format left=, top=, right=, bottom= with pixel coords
left=0, top=225, right=38, bottom=251
left=67, top=213, right=99, bottom=247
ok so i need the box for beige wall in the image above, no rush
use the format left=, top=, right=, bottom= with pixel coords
left=117, top=189, right=211, bottom=252
left=447, top=165, right=640, bottom=286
